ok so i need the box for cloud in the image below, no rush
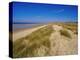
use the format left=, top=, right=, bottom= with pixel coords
left=56, top=9, right=64, bottom=13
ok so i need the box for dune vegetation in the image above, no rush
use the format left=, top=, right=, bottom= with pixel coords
left=13, top=23, right=78, bottom=58
left=13, top=25, right=53, bottom=58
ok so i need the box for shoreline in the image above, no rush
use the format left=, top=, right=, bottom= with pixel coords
left=13, top=24, right=47, bottom=33
left=13, top=25, right=47, bottom=41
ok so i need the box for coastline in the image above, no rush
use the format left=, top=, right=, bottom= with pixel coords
left=13, top=25, right=47, bottom=41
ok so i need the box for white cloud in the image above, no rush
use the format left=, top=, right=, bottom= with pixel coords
left=56, top=9, right=64, bottom=13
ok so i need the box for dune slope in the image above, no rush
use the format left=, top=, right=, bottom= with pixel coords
left=13, top=24, right=78, bottom=58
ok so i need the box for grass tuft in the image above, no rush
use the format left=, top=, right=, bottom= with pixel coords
left=60, top=29, right=71, bottom=38
left=13, top=25, right=53, bottom=57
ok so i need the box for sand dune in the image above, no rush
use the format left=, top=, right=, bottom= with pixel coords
left=13, top=25, right=47, bottom=41
left=13, top=24, right=77, bottom=57
left=49, top=25, right=77, bottom=55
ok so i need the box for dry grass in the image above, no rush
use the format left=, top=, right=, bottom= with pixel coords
left=55, top=23, right=78, bottom=34
left=12, top=22, right=78, bottom=58
left=60, top=29, right=72, bottom=38
left=13, top=25, right=53, bottom=58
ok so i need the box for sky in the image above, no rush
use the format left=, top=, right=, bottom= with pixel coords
left=12, top=2, right=78, bottom=23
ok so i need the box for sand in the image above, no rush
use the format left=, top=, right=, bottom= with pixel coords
left=49, top=25, right=78, bottom=55
left=13, top=25, right=47, bottom=42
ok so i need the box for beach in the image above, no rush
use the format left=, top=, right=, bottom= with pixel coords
left=13, top=25, right=47, bottom=41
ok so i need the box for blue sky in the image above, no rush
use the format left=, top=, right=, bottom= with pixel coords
left=12, top=2, right=78, bottom=23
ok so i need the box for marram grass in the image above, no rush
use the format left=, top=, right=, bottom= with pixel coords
left=13, top=23, right=77, bottom=58
left=13, top=25, right=53, bottom=58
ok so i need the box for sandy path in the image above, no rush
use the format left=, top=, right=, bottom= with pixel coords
left=13, top=25, right=47, bottom=41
